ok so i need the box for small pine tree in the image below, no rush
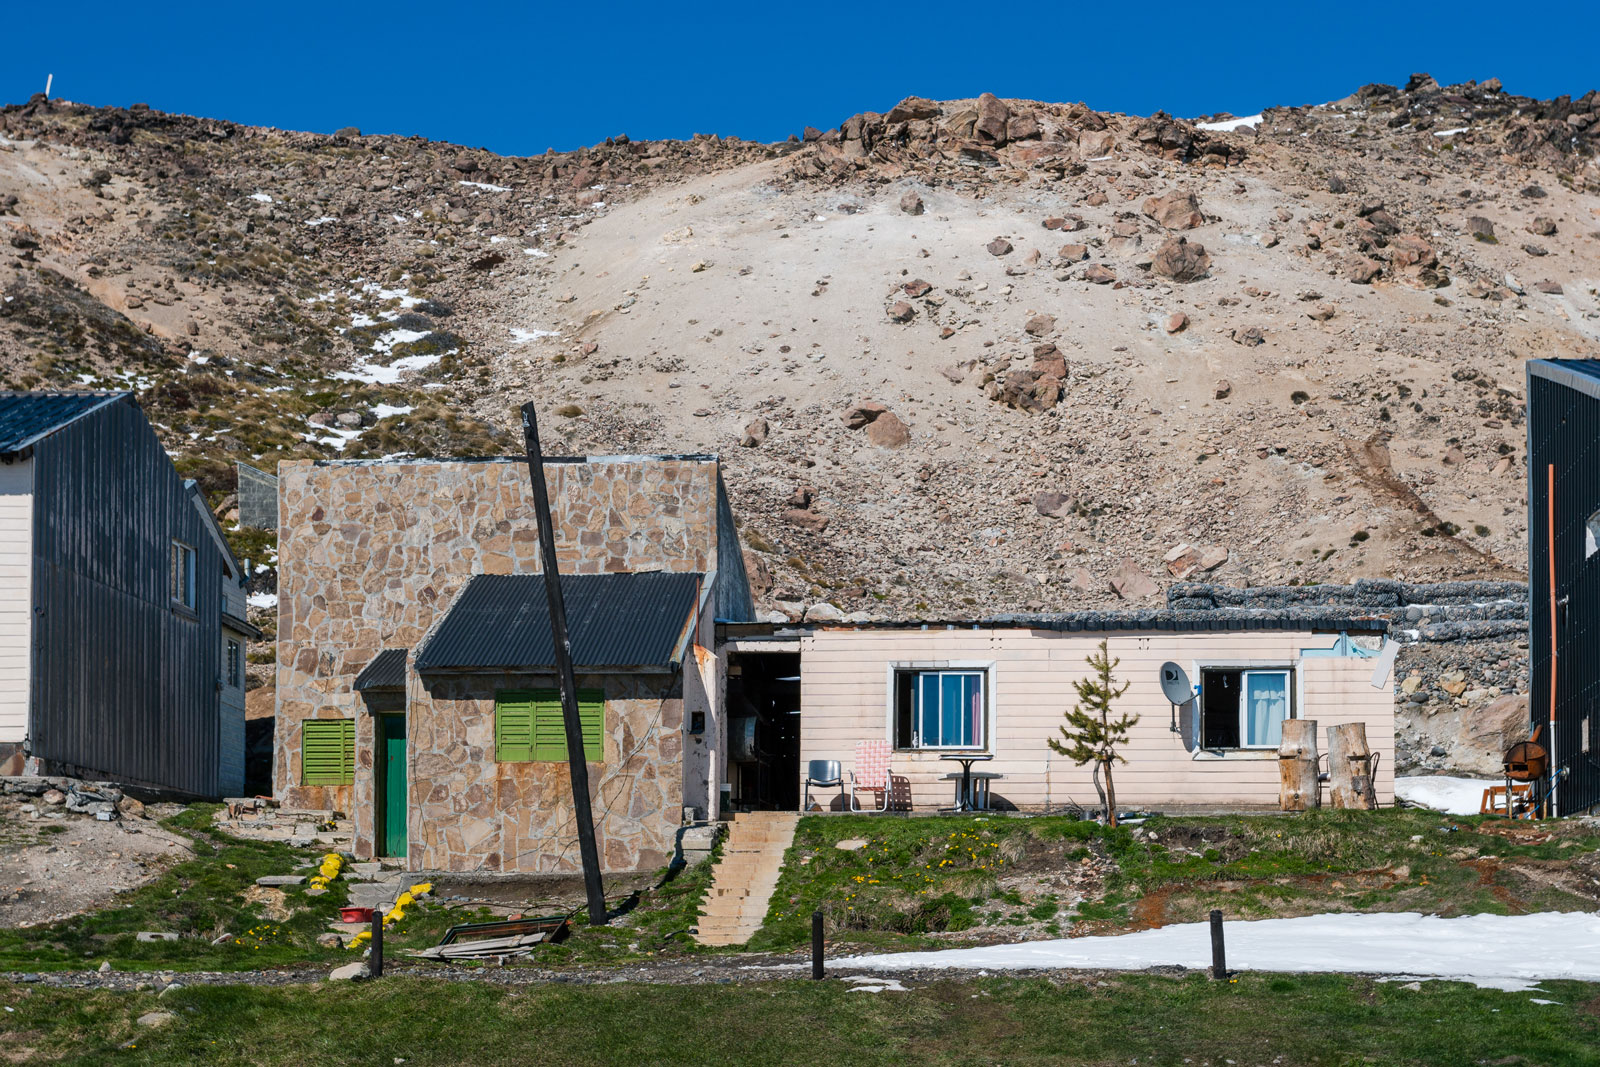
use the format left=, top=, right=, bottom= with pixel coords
left=1049, top=639, right=1138, bottom=826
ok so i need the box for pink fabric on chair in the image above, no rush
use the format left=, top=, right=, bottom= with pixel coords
left=851, top=739, right=892, bottom=811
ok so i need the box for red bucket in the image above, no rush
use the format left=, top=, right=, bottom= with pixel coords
left=339, top=906, right=374, bottom=924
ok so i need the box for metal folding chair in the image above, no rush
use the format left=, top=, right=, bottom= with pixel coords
left=803, top=759, right=844, bottom=811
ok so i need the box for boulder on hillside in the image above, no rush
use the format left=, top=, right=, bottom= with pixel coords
left=1528, top=216, right=1557, bottom=236
left=841, top=401, right=889, bottom=429
left=987, top=237, right=1014, bottom=256
left=1033, top=492, right=1075, bottom=518
left=1150, top=237, right=1210, bottom=282
left=740, top=418, right=769, bottom=447
left=1452, top=693, right=1530, bottom=776
left=1109, top=559, right=1158, bottom=600
left=1024, top=313, right=1056, bottom=336
left=975, top=93, right=1011, bottom=145
left=1142, top=190, right=1205, bottom=229
left=864, top=411, right=911, bottom=449
left=886, top=97, right=941, bottom=124
left=900, top=190, right=925, bottom=215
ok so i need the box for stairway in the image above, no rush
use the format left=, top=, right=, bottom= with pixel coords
left=694, top=812, right=798, bottom=946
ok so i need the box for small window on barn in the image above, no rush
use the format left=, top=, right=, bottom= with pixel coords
left=892, top=669, right=986, bottom=750
left=301, top=720, right=355, bottom=785
left=1586, top=508, right=1600, bottom=559
left=1199, top=668, right=1293, bottom=750
left=170, top=541, right=196, bottom=610
left=495, top=689, right=604, bottom=763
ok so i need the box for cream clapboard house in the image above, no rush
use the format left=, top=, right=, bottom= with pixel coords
left=719, top=613, right=1395, bottom=813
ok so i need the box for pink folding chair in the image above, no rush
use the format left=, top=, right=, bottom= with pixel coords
left=850, top=739, right=892, bottom=812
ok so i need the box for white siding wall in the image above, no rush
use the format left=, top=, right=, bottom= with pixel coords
left=799, top=627, right=1394, bottom=811
left=0, top=459, right=34, bottom=743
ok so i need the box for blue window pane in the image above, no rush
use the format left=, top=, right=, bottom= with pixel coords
left=919, top=673, right=939, bottom=746
left=910, top=672, right=985, bottom=748
left=1244, top=672, right=1289, bottom=746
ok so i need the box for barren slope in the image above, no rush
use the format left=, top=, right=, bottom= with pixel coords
left=2, top=76, right=1598, bottom=619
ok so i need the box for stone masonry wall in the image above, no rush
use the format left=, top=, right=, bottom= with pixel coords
left=274, top=456, right=723, bottom=867
left=412, top=672, right=682, bottom=874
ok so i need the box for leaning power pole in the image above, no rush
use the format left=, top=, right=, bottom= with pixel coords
left=520, top=401, right=607, bottom=925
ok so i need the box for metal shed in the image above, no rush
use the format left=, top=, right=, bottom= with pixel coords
left=1526, top=359, right=1600, bottom=815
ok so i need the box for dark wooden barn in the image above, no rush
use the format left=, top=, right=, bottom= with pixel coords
left=0, top=392, right=251, bottom=797
left=1526, top=360, right=1600, bottom=815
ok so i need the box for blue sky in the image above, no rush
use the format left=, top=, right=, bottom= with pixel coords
left=6, top=0, right=1596, bottom=156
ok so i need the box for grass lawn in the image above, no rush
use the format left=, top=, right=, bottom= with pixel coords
left=747, top=809, right=1600, bottom=953
left=3, top=972, right=1599, bottom=1066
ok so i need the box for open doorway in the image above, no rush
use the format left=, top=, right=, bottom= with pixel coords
left=725, top=651, right=801, bottom=811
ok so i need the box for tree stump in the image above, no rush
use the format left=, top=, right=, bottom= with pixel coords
left=1326, top=722, right=1376, bottom=810
left=1278, top=719, right=1319, bottom=811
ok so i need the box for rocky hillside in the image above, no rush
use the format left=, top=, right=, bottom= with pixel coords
left=2, top=75, right=1597, bottom=628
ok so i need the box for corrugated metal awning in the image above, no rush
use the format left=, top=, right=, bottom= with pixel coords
left=354, top=648, right=409, bottom=690
left=414, top=572, right=703, bottom=674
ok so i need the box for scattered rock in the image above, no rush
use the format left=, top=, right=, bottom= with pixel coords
left=1083, top=264, right=1117, bottom=285
left=986, top=237, right=1013, bottom=256
left=1150, top=237, right=1210, bottom=282
left=1346, top=256, right=1383, bottom=284
left=1024, top=313, right=1056, bottom=336
left=1214, top=379, right=1232, bottom=399
left=1109, top=560, right=1159, bottom=601
left=1231, top=326, right=1265, bottom=347
left=865, top=411, right=911, bottom=449
left=1141, top=190, right=1204, bottom=230
left=782, top=508, right=828, bottom=533
left=1528, top=216, right=1557, bottom=236
left=1467, top=216, right=1496, bottom=241
left=740, top=418, right=769, bottom=447
left=1032, top=492, right=1076, bottom=518
left=1165, top=312, right=1188, bottom=334
left=886, top=300, right=916, bottom=323
left=136, top=1011, right=176, bottom=1027
left=899, top=190, right=925, bottom=216
left=329, top=962, right=368, bottom=982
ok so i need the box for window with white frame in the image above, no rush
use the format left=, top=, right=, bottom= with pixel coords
left=1199, top=667, right=1293, bottom=749
left=892, top=668, right=986, bottom=750
left=170, top=540, right=196, bottom=610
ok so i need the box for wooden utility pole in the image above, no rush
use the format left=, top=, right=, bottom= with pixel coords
left=520, top=401, right=608, bottom=926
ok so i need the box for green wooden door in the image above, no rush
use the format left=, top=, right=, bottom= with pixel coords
left=378, top=716, right=407, bottom=858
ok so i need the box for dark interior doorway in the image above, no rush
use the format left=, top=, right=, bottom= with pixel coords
left=1201, top=668, right=1241, bottom=750
left=726, top=652, right=801, bottom=811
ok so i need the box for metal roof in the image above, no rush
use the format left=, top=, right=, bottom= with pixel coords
left=0, top=392, right=129, bottom=455
left=414, top=572, right=703, bottom=674
left=720, top=609, right=1388, bottom=638
left=1527, top=359, right=1600, bottom=403
left=354, top=649, right=408, bottom=690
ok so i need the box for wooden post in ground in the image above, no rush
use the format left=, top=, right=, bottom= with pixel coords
left=1278, top=719, right=1319, bottom=811
left=1326, top=723, right=1376, bottom=810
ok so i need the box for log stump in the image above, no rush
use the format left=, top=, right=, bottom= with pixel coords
left=1278, top=719, right=1319, bottom=811
left=1327, top=722, right=1377, bottom=810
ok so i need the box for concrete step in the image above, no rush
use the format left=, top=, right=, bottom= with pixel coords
left=694, top=811, right=799, bottom=947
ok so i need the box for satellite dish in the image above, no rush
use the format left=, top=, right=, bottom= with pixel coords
left=1159, top=662, right=1193, bottom=706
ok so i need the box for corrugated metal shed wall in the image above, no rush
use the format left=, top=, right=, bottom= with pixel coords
left=1528, top=368, right=1600, bottom=815
left=28, top=397, right=222, bottom=797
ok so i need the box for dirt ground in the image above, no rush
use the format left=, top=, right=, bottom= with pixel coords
left=0, top=794, right=193, bottom=929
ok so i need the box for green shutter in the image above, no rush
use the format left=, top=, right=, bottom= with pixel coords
left=495, top=693, right=534, bottom=762
left=499, top=689, right=603, bottom=762
left=302, top=720, right=354, bottom=785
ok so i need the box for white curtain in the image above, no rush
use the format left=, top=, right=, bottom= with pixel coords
left=1244, top=671, right=1289, bottom=746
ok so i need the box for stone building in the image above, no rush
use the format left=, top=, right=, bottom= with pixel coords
left=273, top=454, right=752, bottom=874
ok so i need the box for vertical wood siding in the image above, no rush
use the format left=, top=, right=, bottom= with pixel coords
left=27, top=399, right=222, bottom=796
left=0, top=458, right=33, bottom=742
left=798, top=628, right=1394, bottom=811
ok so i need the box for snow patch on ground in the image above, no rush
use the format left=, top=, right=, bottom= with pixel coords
left=1395, top=775, right=1494, bottom=815
left=371, top=403, right=414, bottom=419
left=838, top=912, right=1600, bottom=991
left=1434, top=127, right=1471, bottom=137
left=1197, top=114, right=1263, bottom=132
left=459, top=180, right=511, bottom=193
left=510, top=327, right=560, bottom=343
left=523, top=247, right=550, bottom=257
left=331, top=353, right=444, bottom=385
left=247, top=191, right=273, bottom=203
left=247, top=592, right=278, bottom=610
left=304, top=216, right=337, bottom=227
